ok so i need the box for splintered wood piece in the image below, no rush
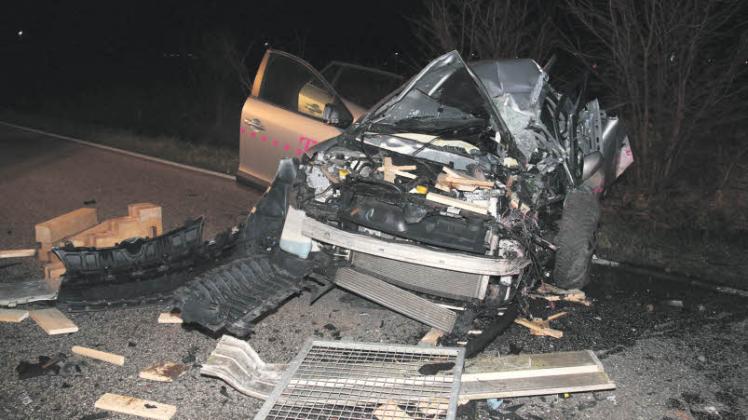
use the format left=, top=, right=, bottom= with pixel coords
left=128, top=203, right=163, bottom=236
left=418, top=328, right=445, bottom=346
left=0, top=309, right=29, bottom=323
left=546, top=311, right=569, bottom=321
left=94, top=393, right=176, bottom=420
left=158, top=312, right=183, bottom=324
left=378, top=157, right=417, bottom=183
left=425, top=192, right=489, bottom=214
left=373, top=400, right=413, bottom=420
left=30, top=308, right=78, bottom=335
left=35, top=208, right=98, bottom=244
left=44, top=261, right=66, bottom=280
left=440, top=167, right=494, bottom=189
left=139, top=362, right=188, bottom=382
left=72, top=346, right=125, bottom=366
left=0, top=248, right=37, bottom=259
left=514, top=317, right=563, bottom=339
left=531, top=284, right=591, bottom=306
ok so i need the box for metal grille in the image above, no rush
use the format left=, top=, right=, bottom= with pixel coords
left=255, top=340, right=464, bottom=420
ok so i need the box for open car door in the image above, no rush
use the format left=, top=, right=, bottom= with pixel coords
left=238, top=50, right=357, bottom=186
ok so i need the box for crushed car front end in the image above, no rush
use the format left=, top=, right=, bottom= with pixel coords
left=175, top=51, right=632, bottom=354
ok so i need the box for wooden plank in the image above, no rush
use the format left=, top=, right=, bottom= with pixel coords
left=72, top=346, right=125, bottom=366
left=139, top=362, right=188, bottom=382
left=30, top=308, right=78, bottom=335
left=158, top=312, right=183, bottom=324
left=464, top=351, right=600, bottom=382
left=514, top=317, right=563, bottom=339
left=425, top=192, right=489, bottom=214
left=460, top=371, right=615, bottom=400
left=128, top=203, right=163, bottom=235
left=373, top=400, right=413, bottom=420
left=0, top=309, right=29, bottom=322
left=35, top=207, right=98, bottom=244
left=37, top=242, right=54, bottom=263
left=418, top=328, right=445, bottom=346
left=44, top=261, right=66, bottom=280
left=94, top=393, right=176, bottom=420
left=465, top=350, right=598, bottom=375
left=0, top=248, right=36, bottom=258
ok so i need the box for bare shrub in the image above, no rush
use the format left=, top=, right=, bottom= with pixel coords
left=561, top=0, right=748, bottom=195
left=411, top=0, right=558, bottom=64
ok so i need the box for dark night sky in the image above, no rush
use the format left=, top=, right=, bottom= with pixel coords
left=1, top=0, right=424, bottom=71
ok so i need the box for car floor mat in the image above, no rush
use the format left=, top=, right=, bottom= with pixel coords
left=173, top=253, right=305, bottom=336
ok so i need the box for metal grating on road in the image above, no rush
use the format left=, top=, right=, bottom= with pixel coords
left=254, top=340, right=464, bottom=420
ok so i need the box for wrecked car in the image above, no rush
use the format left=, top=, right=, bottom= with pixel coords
left=175, top=51, right=633, bottom=355
left=238, top=50, right=404, bottom=186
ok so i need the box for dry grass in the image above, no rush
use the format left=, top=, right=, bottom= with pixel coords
left=0, top=109, right=238, bottom=175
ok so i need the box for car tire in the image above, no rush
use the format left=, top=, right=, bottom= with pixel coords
left=552, top=190, right=601, bottom=289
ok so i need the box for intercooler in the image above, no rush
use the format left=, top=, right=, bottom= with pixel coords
left=351, top=252, right=487, bottom=301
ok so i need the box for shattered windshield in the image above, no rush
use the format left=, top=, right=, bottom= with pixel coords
left=360, top=51, right=511, bottom=154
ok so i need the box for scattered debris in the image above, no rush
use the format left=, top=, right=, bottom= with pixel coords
left=0, top=308, right=29, bottom=323
left=0, top=278, right=58, bottom=307
left=72, top=346, right=125, bottom=366
left=530, top=283, right=592, bottom=306
left=419, top=327, right=445, bottom=346
left=157, top=312, right=182, bottom=324
left=19, top=391, right=32, bottom=406
left=200, top=335, right=287, bottom=399
left=661, top=299, right=684, bottom=308
left=485, top=398, right=504, bottom=411
left=30, top=308, right=78, bottom=335
left=255, top=340, right=464, bottom=420
left=514, top=311, right=568, bottom=339
left=182, top=345, right=199, bottom=364
left=94, top=393, right=176, bottom=420
left=0, top=248, right=36, bottom=258
left=139, top=362, right=188, bottom=382
left=460, top=350, right=615, bottom=400
left=16, top=353, right=66, bottom=379
left=373, top=400, right=414, bottom=420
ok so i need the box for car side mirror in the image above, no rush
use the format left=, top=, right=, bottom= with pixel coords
left=323, top=102, right=353, bottom=128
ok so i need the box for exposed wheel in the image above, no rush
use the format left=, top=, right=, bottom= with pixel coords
left=552, top=190, right=600, bottom=289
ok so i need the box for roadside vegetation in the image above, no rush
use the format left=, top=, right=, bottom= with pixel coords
left=0, top=109, right=238, bottom=175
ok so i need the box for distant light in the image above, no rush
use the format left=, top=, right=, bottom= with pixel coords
left=17, top=30, right=23, bottom=37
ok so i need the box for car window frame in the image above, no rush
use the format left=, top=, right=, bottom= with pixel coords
left=251, top=49, right=352, bottom=125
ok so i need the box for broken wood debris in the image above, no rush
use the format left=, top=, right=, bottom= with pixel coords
left=30, top=308, right=78, bottom=335
left=157, top=312, right=183, bottom=324
left=139, top=362, right=188, bottom=382
left=0, top=308, right=29, bottom=323
left=459, top=350, right=615, bottom=400
left=0, top=248, right=37, bottom=259
left=72, top=346, right=125, bottom=366
left=94, top=393, right=176, bottom=420
left=436, top=167, right=494, bottom=192
left=425, top=192, right=489, bottom=214
left=33, top=203, right=163, bottom=286
left=530, top=283, right=592, bottom=306
left=377, top=157, right=417, bottom=183
left=35, top=207, right=98, bottom=245
left=418, top=327, right=445, bottom=346
left=514, top=311, right=569, bottom=339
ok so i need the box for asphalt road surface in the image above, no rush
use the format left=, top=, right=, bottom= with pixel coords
left=0, top=124, right=746, bottom=419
